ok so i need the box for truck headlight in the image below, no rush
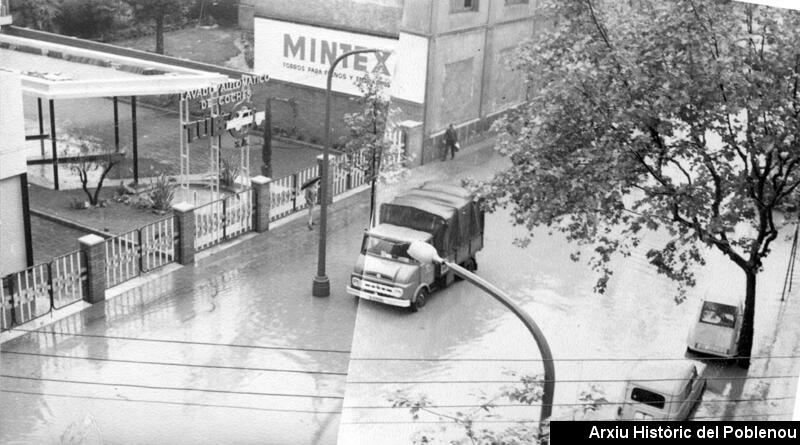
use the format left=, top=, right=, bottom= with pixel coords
left=351, top=277, right=361, bottom=288
left=390, top=287, right=403, bottom=297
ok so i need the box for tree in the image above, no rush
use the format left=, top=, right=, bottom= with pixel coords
left=478, top=0, right=800, bottom=367
left=65, top=134, right=123, bottom=207
left=56, top=0, right=116, bottom=39
left=124, top=0, right=183, bottom=54
left=342, top=73, right=409, bottom=226
left=11, top=0, right=61, bottom=33
left=389, top=373, right=608, bottom=444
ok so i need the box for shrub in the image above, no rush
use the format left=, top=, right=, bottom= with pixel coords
left=57, top=0, right=116, bottom=39
left=149, top=172, right=176, bottom=211
left=220, top=155, right=239, bottom=189
left=188, top=0, right=239, bottom=27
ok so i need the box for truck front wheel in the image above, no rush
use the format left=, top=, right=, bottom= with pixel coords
left=409, top=287, right=429, bottom=313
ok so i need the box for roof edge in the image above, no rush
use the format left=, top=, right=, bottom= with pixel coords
left=254, top=14, right=399, bottom=40
left=2, top=26, right=254, bottom=79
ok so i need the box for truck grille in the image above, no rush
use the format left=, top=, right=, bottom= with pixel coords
left=361, top=279, right=400, bottom=298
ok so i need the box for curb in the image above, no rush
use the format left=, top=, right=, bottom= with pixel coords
left=30, top=208, right=113, bottom=239
left=273, top=135, right=325, bottom=151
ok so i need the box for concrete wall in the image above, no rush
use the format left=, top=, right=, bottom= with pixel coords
left=400, top=0, right=434, bottom=35
left=435, top=0, right=490, bottom=33
left=481, top=18, right=530, bottom=115
left=0, top=70, right=30, bottom=275
left=424, top=0, right=537, bottom=135
left=427, top=30, right=484, bottom=133
left=257, top=80, right=363, bottom=146
left=0, top=177, right=27, bottom=275
left=242, top=0, right=541, bottom=164
left=240, top=0, right=403, bottom=35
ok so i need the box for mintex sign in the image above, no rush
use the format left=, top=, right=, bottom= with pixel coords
left=254, top=17, right=397, bottom=96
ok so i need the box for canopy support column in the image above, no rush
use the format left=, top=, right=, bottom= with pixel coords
left=49, top=99, right=59, bottom=190
left=37, top=98, right=45, bottom=157
left=113, top=97, right=120, bottom=153
left=131, top=96, right=139, bottom=184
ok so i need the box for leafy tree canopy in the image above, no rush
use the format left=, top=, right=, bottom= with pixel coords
left=479, top=0, right=800, bottom=365
left=124, top=0, right=183, bottom=22
left=342, top=73, right=407, bottom=184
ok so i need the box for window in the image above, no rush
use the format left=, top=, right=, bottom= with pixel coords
left=630, top=388, right=666, bottom=410
left=699, top=302, right=737, bottom=328
left=451, top=0, right=479, bottom=13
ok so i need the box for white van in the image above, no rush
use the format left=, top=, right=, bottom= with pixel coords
left=687, top=297, right=744, bottom=358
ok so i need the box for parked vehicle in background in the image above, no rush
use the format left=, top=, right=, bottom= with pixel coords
left=617, top=361, right=706, bottom=421
left=687, top=297, right=744, bottom=358
left=346, top=182, right=484, bottom=312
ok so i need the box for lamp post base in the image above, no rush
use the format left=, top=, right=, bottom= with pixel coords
left=312, top=275, right=330, bottom=297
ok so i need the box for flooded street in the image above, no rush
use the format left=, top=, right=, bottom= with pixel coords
left=2, top=143, right=798, bottom=444
left=1, top=204, right=369, bottom=445
left=339, top=206, right=800, bottom=443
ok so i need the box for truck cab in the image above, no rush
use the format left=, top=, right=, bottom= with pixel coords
left=346, top=182, right=484, bottom=312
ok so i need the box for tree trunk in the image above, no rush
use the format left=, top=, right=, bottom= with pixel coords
left=369, top=150, right=377, bottom=227
left=79, top=171, right=93, bottom=206
left=92, top=163, right=115, bottom=206
left=155, top=14, right=165, bottom=54
left=737, top=269, right=757, bottom=368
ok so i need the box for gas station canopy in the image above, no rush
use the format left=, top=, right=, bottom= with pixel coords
left=0, top=33, right=229, bottom=99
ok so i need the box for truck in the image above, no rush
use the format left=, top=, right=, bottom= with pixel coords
left=345, top=182, right=484, bottom=312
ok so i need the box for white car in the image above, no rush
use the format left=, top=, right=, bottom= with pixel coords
left=687, top=298, right=744, bottom=358
left=226, top=108, right=266, bottom=132
left=617, top=361, right=706, bottom=421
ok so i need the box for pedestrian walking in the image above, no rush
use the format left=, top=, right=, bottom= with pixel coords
left=443, top=123, right=459, bottom=161
left=302, top=177, right=321, bottom=230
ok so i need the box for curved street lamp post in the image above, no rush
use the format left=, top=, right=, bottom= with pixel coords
left=407, top=241, right=556, bottom=422
left=313, top=48, right=382, bottom=297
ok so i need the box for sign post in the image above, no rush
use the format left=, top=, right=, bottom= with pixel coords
left=177, top=74, right=269, bottom=204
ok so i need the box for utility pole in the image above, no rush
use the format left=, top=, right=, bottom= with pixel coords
left=313, top=48, right=381, bottom=297
left=262, top=96, right=272, bottom=178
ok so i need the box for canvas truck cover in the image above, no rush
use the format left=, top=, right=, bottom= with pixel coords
left=380, top=197, right=453, bottom=253
left=419, top=182, right=473, bottom=199
left=379, top=184, right=481, bottom=257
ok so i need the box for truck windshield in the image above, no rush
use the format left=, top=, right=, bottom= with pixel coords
left=362, top=236, right=414, bottom=263
left=699, top=301, right=737, bottom=328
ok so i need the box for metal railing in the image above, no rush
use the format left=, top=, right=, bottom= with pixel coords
left=51, top=250, right=87, bottom=309
left=348, top=151, right=369, bottom=190
left=269, top=164, right=319, bottom=221
left=224, top=188, right=254, bottom=239
left=331, top=153, right=349, bottom=197
left=194, top=188, right=255, bottom=251
left=1, top=250, right=86, bottom=332
left=267, top=149, right=377, bottom=223
left=104, top=217, right=177, bottom=288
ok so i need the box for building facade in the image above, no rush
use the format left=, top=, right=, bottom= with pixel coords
left=394, top=0, right=540, bottom=163
left=0, top=69, right=33, bottom=275
left=243, top=0, right=539, bottom=162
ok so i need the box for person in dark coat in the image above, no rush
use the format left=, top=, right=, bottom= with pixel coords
left=304, top=180, right=320, bottom=230
left=443, top=124, right=459, bottom=161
